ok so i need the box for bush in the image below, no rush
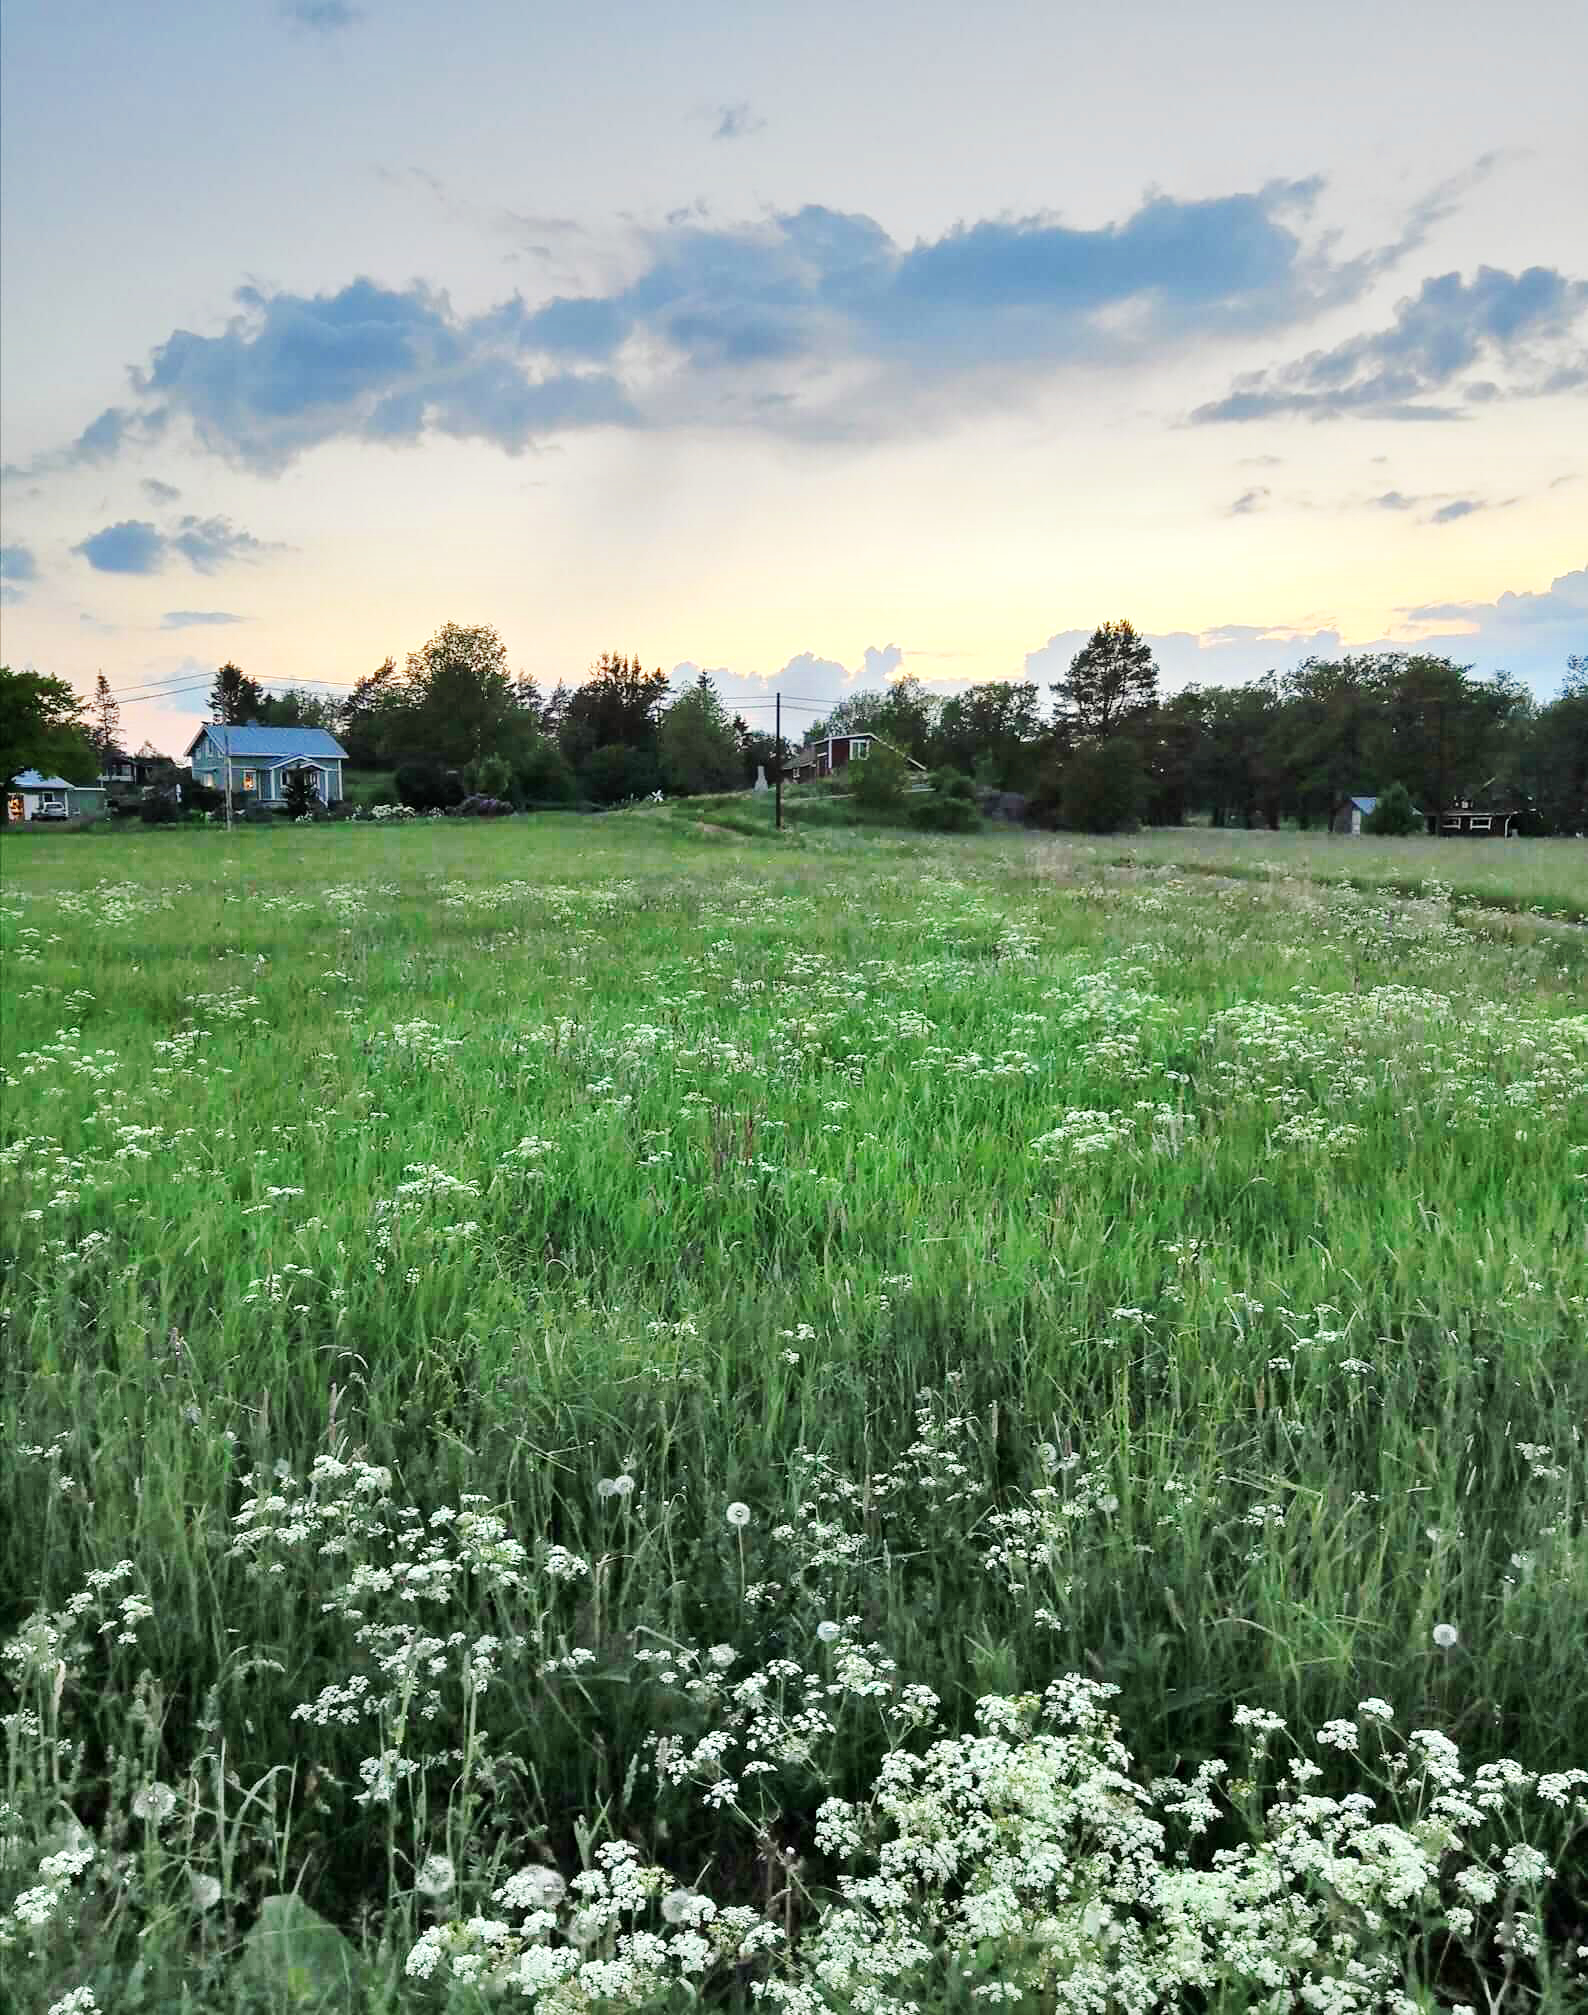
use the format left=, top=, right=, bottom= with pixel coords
left=1056, top=737, right=1147, bottom=833
left=908, top=769, right=983, bottom=833
left=455, top=794, right=515, bottom=818
left=184, top=781, right=226, bottom=817
left=138, top=791, right=180, bottom=825
left=850, top=743, right=910, bottom=811
left=463, top=753, right=515, bottom=802
left=513, top=741, right=578, bottom=807
left=282, top=768, right=320, bottom=819
left=909, top=793, right=982, bottom=833
left=1363, top=781, right=1422, bottom=836
left=395, top=761, right=464, bottom=812
left=581, top=743, right=661, bottom=806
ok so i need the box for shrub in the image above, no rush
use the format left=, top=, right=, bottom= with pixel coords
left=850, top=742, right=910, bottom=811
left=581, top=743, right=661, bottom=806
left=908, top=769, right=983, bottom=832
left=463, top=753, right=515, bottom=802
left=184, top=780, right=226, bottom=817
left=282, top=768, right=320, bottom=819
left=455, top=794, right=515, bottom=818
left=1363, top=781, right=1422, bottom=835
left=513, top=741, right=578, bottom=806
left=1057, top=737, right=1147, bottom=833
left=395, top=761, right=464, bottom=812
left=138, top=790, right=180, bottom=825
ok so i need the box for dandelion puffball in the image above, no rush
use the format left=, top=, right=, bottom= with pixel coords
left=817, top=1621, right=841, bottom=1643
left=1432, top=1623, right=1460, bottom=1649
left=726, top=1501, right=751, bottom=1528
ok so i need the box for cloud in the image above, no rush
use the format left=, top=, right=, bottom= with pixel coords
left=1193, top=264, right=1588, bottom=423
left=42, top=170, right=1474, bottom=470
left=168, top=515, right=267, bottom=571
left=1396, top=564, right=1588, bottom=693
left=73, top=520, right=168, bottom=574
left=281, top=1, right=362, bottom=29
left=161, top=609, right=247, bottom=629
left=115, top=276, right=637, bottom=471
left=1228, top=486, right=1270, bottom=515
left=1025, top=622, right=1345, bottom=692
left=1374, top=490, right=1418, bottom=509
left=0, top=543, right=38, bottom=582
left=142, top=478, right=181, bottom=504
left=1428, top=498, right=1486, bottom=524
left=670, top=645, right=928, bottom=724
left=73, top=513, right=270, bottom=575
left=711, top=102, right=765, bottom=141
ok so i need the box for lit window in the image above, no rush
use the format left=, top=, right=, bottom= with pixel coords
left=241, top=770, right=257, bottom=792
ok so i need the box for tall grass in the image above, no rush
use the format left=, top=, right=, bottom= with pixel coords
left=2, top=816, right=1584, bottom=2010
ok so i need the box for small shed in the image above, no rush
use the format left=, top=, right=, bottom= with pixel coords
left=6, top=771, right=109, bottom=822
left=1331, top=795, right=1382, bottom=835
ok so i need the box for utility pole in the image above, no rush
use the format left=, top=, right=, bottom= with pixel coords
left=224, top=727, right=234, bottom=835
left=775, top=691, right=783, bottom=832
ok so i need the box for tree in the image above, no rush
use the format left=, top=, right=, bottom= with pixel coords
left=87, top=673, right=122, bottom=759
left=209, top=662, right=265, bottom=724
left=282, top=767, right=321, bottom=818
left=850, top=740, right=910, bottom=811
left=1050, top=621, right=1158, bottom=741
left=394, top=760, right=463, bottom=812
left=0, top=667, right=100, bottom=797
left=255, top=686, right=340, bottom=731
left=558, top=654, right=671, bottom=768
left=338, top=658, right=404, bottom=766
left=581, top=742, right=660, bottom=806
left=387, top=623, right=522, bottom=768
left=932, top=681, right=1045, bottom=788
left=658, top=673, right=742, bottom=795
left=1362, top=781, right=1421, bottom=835
left=514, top=741, right=578, bottom=806
left=1057, top=737, right=1147, bottom=832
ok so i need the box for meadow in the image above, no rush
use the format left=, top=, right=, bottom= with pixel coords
left=2, top=815, right=1586, bottom=2013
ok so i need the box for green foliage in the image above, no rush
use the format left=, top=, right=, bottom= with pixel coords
left=87, top=672, right=122, bottom=760
left=1362, top=780, right=1422, bottom=836
left=1057, top=735, right=1147, bottom=831
left=908, top=767, right=982, bottom=831
left=282, top=767, right=321, bottom=818
left=394, top=759, right=462, bottom=811
left=1050, top=619, right=1159, bottom=740
left=0, top=666, right=101, bottom=793
left=581, top=740, right=661, bottom=804
left=849, top=739, right=910, bottom=809
left=385, top=623, right=524, bottom=768
left=513, top=741, right=578, bottom=806
left=658, top=673, right=742, bottom=795
left=463, top=752, right=515, bottom=802
left=558, top=653, right=671, bottom=768
left=208, top=661, right=265, bottom=725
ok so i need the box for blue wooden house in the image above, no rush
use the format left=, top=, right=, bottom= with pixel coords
left=185, top=723, right=348, bottom=805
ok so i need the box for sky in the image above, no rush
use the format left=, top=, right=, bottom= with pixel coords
left=1, top=0, right=1584, bottom=755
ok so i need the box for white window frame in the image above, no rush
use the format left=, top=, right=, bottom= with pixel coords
left=1468, top=815, right=1490, bottom=832
left=241, top=769, right=257, bottom=793
left=849, top=738, right=871, bottom=760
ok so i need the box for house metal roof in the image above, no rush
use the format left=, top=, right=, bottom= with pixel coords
left=12, top=770, right=103, bottom=790
left=187, top=723, right=348, bottom=760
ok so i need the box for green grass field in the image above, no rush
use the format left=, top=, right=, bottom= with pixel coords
left=3, top=816, right=1586, bottom=2012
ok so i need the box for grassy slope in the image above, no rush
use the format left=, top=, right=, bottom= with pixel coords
left=2, top=816, right=1585, bottom=1999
